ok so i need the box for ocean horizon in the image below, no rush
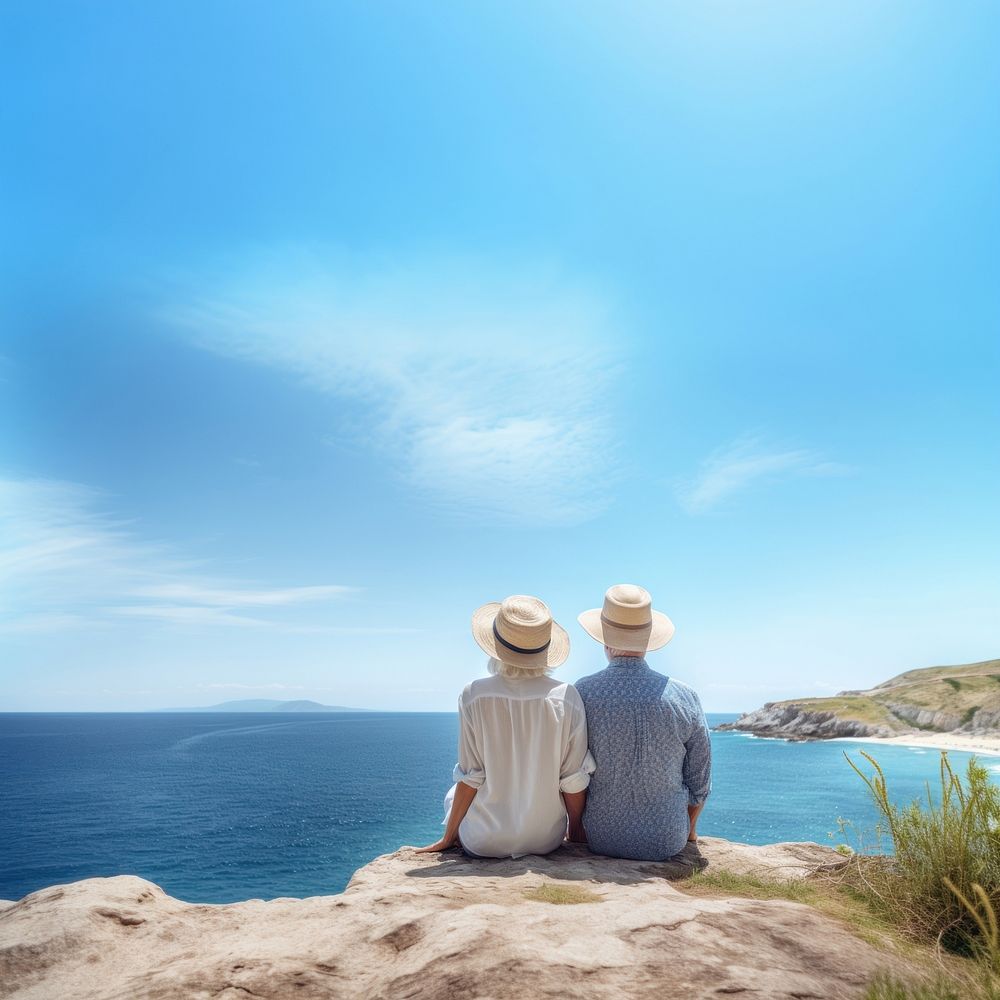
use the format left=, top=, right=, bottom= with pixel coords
left=2, top=711, right=998, bottom=905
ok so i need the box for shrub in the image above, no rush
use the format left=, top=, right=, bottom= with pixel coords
left=845, top=750, right=1000, bottom=960
left=961, top=705, right=981, bottom=727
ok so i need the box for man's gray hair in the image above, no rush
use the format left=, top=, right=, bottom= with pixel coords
left=605, top=646, right=645, bottom=659
left=487, top=656, right=552, bottom=679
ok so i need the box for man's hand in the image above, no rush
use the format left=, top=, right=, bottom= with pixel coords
left=561, top=788, right=587, bottom=846
left=415, top=832, right=459, bottom=854
left=687, top=801, right=705, bottom=843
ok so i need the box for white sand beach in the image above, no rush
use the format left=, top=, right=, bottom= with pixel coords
left=832, top=732, right=1000, bottom=757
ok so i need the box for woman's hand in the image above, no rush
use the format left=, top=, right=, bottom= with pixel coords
left=414, top=832, right=459, bottom=854
left=416, top=782, right=477, bottom=853
left=416, top=781, right=478, bottom=854
left=565, top=820, right=587, bottom=845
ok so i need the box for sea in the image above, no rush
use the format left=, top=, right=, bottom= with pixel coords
left=2, top=711, right=998, bottom=904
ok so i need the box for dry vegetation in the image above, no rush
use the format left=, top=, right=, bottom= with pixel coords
left=523, top=882, right=602, bottom=905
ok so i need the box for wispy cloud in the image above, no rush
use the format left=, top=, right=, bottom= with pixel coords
left=131, top=583, right=352, bottom=607
left=0, top=613, right=90, bottom=633
left=195, top=682, right=307, bottom=691
left=105, top=605, right=272, bottom=627
left=0, top=475, right=355, bottom=633
left=676, top=436, right=850, bottom=514
left=164, top=250, right=621, bottom=525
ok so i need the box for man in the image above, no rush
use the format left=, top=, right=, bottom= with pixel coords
left=574, top=584, right=711, bottom=863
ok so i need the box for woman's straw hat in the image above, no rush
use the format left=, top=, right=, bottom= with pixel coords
left=471, top=595, right=570, bottom=671
left=578, top=583, right=675, bottom=653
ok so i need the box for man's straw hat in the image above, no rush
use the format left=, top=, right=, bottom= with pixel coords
left=471, top=595, right=570, bottom=671
left=578, top=583, right=675, bottom=653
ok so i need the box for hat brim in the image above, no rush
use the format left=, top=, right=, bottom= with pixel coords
left=471, top=602, right=570, bottom=670
left=577, top=608, right=675, bottom=652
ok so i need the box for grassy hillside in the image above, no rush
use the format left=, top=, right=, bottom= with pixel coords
left=873, top=658, right=1000, bottom=687
left=778, top=696, right=901, bottom=727
left=769, top=659, right=1000, bottom=733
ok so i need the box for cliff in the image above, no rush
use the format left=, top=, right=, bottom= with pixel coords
left=717, top=657, right=1000, bottom=741
left=0, top=839, right=909, bottom=999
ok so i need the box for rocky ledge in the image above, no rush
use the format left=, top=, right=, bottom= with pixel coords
left=715, top=703, right=901, bottom=741
left=0, top=838, right=908, bottom=999
left=716, top=657, right=1000, bottom=742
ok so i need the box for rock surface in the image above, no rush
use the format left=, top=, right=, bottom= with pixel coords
left=716, top=703, right=901, bottom=741
left=0, top=838, right=905, bottom=999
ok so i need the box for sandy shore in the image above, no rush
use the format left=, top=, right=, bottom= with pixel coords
left=832, top=732, right=1000, bottom=757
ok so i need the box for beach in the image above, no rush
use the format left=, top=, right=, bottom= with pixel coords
left=832, top=732, right=1000, bottom=757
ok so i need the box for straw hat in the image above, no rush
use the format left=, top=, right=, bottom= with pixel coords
left=471, top=595, right=570, bottom=671
left=578, top=583, right=675, bottom=653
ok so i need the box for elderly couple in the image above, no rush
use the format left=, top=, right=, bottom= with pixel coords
left=417, top=584, right=712, bottom=865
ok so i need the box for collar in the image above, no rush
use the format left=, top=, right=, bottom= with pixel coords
left=607, top=655, right=648, bottom=669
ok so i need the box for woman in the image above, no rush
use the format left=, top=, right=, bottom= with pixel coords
left=416, top=594, right=595, bottom=858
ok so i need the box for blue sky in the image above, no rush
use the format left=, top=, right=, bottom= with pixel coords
left=2, top=1, right=998, bottom=711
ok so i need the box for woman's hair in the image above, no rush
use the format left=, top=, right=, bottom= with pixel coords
left=487, top=656, right=551, bottom=679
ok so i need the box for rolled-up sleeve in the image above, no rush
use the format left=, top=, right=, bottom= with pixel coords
left=683, top=696, right=712, bottom=806
left=452, top=696, right=486, bottom=789
left=559, top=696, right=596, bottom=794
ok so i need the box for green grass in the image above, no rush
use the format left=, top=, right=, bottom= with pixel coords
left=863, top=970, right=1000, bottom=1000
left=684, top=748, right=1000, bottom=999
left=523, top=883, right=602, bottom=905
left=961, top=706, right=981, bottom=726
left=683, top=865, right=999, bottom=997
left=676, top=808, right=1000, bottom=1000
left=881, top=660, right=1000, bottom=687
left=892, top=713, right=942, bottom=731
left=864, top=973, right=959, bottom=1000
left=684, top=869, right=814, bottom=903
left=890, top=675, right=999, bottom=712
left=781, top=696, right=902, bottom=727
left=755, top=660, right=1000, bottom=741
left=767, top=662, right=1000, bottom=736
left=682, top=868, right=918, bottom=955
left=845, top=751, right=1000, bottom=960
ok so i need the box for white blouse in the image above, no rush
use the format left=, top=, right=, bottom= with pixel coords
left=445, top=672, right=596, bottom=859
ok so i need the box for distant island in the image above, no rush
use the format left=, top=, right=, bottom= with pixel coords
left=717, top=657, right=1000, bottom=741
left=156, top=699, right=367, bottom=713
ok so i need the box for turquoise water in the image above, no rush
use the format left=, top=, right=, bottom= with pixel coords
left=1, top=712, right=997, bottom=903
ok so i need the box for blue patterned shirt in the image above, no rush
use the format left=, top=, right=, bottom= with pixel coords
left=575, top=656, right=712, bottom=861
